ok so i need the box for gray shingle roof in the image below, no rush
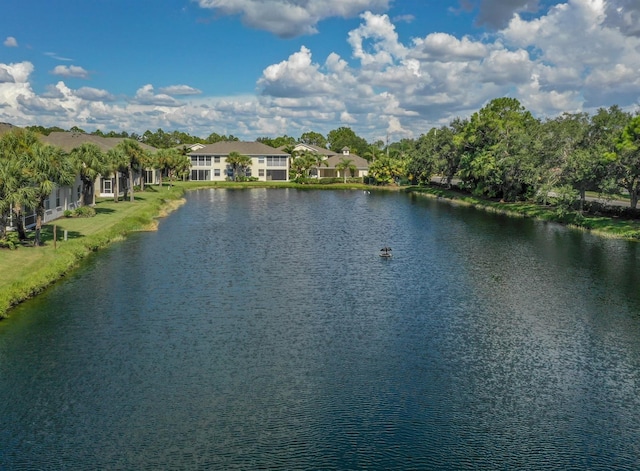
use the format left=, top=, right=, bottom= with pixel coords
left=190, top=141, right=289, bottom=156
left=0, top=122, right=18, bottom=137
left=325, top=153, right=369, bottom=169
left=278, top=143, right=335, bottom=156
left=41, top=132, right=157, bottom=153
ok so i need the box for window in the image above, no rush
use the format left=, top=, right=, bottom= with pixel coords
left=55, top=189, right=61, bottom=207
left=102, top=179, right=112, bottom=194
left=45, top=197, right=50, bottom=210
left=77, top=185, right=81, bottom=201
left=266, top=156, right=287, bottom=167
left=214, top=169, right=220, bottom=177
left=267, top=169, right=287, bottom=181
left=259, top=169, right=265, bottom=177
left=191, top=156, right=211, bottom=166
left=259, top=156, right=265, bottom=164
left=190, top=169, right=210, bottom=181
left=214, top=156, right=220, bottom=163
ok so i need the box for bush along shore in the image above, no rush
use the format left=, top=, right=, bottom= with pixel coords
left=0, top=185, right=186, bottom=319
left=406, top=184, right=640, bottom=240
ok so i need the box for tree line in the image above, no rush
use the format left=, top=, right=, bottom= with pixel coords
left=10, top=95, right=640, bottom=230
left=367, top=98, right=640, bottom=211
left=0, top=129, right=190, bottom=246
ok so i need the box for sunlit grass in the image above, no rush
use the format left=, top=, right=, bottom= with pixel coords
left=0, top=185, right=184, bottom=318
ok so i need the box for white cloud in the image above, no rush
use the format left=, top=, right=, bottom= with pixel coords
left=258, top=46, right=334, bottom=98
left=4, top=36, right=18, bottom=47
left=194, top=0, right=391, bottom=37
left=2, top=1, right=640, bottom=142
left=51, top=65, right=90, bottom=79
left=348, top=11, right=407, bottom=67
left=44, top=52, right=73, bottom=61
left=75, top=87, right=115, bottom=102
left=159, top=85, right=202, bottom=96
left=411, top=33, right=489, bottom=61
left=133, top=84, right=181, bottom=107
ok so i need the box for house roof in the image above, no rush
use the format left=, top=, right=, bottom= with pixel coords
left=278, top=143, right=335, bottom=157
left=189, top=141, right=289, bottom=156
left=41, top=132, right=157, bottom=153
left=325, top=152, right=369, bottom=169
left=0, top=122, right=18, bottom=137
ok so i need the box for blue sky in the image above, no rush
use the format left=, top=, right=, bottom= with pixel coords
left=1, top=0, right=639, bottom=142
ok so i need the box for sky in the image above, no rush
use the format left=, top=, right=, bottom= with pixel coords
left=1, top=0, right=640, bottom=143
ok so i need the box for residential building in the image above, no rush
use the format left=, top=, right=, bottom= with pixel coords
left=284, top=143, right=369, bottom=179
left=188, top=141, right=290, bottom=182
left=41, top=132, right=160, bottom=198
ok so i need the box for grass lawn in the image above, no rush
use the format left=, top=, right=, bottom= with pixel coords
left=0, top=185, right=185, bottom=318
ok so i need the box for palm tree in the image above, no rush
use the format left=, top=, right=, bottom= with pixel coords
left=28, top=145, right=75, bottom=246
left=71, top=143, right=107, bottom=207
left=105, top=148, right=128, bottom=203
left=226, top=151, right=252, bottom=181
left=117, top=139, right=144, bottom=202
left=157, top=148, right=190, bottom=187
left=0, top=155, right=35, bottom=241
left=335, top=157, right=357, bottom=183
left=0, top=129, right=40, bottom=240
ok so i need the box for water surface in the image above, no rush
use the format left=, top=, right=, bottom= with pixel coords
left=1, top=189, right=639, bottom=469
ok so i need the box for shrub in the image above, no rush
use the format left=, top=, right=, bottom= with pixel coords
left=73, top=206, right=96, bottom=218
left=0, top=231, right=21, bottom=250
left=64, top=209, right=73, bottom=217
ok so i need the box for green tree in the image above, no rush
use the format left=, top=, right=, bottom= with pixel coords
left=335, top=157, right=357, bottom=183
left=226, top=151, right=252, bottom=181
left=0, top=151, right=34, bottom=240
left=257, top=135, right=296, bottom=148
left=407, top=129, right=438, bottom=185
left=156, top=148, right=190, bottom=187
left=457, top=97, right=539, bottom=201
left=27, top=145, right=75, bottom=246
left=299, top=131, right=327, bottom=148
left=0, top=129, right=41, bottom=240
left=206, top=132, right=238, bottom=144
left=612, top=115, right=640, bottom=208
left=290, top=149, right=322, bottom=181
left=117, top=139, right=144, bottom=202
left=105, top=148, right=128, bottom=203
left=71, top=143, right=108, bottom=206
left=369, top=156, right=405, bottom=185
left=327, top=127, right=369, bottom=156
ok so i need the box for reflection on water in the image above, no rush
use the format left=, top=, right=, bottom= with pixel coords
left=1, top=189, right=639, bottom=469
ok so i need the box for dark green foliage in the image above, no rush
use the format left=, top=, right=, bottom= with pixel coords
left=327, top=127, right=369, bottom=156
left=0, top=232, right=20, bottom=250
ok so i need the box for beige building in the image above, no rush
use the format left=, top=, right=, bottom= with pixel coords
left=42, top=132, right=160, bottom=198
left=285, top=143, right=369, bottom=179
left=188, top=141, right=290, bottom=182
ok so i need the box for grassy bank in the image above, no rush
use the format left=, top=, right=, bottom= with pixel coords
left=0, top=185, right=185, bottom=318
left=407, top=185, right=640, bottom=240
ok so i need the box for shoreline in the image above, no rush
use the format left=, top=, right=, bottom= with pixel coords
left=2, top=182, right=638, bottom=319
left=0, top=186, right=186, bottom=319
left=405, top=185, right=640, bottom=241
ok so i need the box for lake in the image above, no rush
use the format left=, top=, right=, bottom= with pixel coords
left=1, top=188, right=640, bottom=469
